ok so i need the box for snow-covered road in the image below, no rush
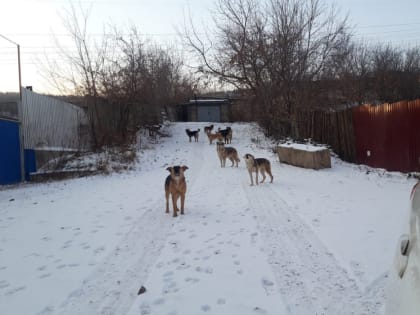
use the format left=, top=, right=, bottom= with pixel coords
left=0, top=122, right=415, bottom=314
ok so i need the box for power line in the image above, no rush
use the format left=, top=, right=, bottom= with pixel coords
left=357, top=22, right=420, bottom=29
left=3, top=32, right=182, bottom=37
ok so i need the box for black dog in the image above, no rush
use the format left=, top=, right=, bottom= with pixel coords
left=204, top=124, right=214, bottom=134
left=217, top=127, right=232, bottom=144
left=185, top=129, right=200, bottom=142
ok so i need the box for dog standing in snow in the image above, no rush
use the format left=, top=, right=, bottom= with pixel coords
left=185, top=128, right=200, bottom=142
left=243, top=153, right=273, bottom=186
left=204, top=124, right=214, bottom=134
left=216, top=142, right=240, bottom=167
left=165, top=165, right=188, bottom=217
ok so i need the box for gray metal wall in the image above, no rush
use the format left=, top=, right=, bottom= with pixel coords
left=21, top=88, right=91, bottom=150
left=197, top=105, right=221, bottom=122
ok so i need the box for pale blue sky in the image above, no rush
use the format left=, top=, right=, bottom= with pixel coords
left=1, top=0, right=419, bottom=93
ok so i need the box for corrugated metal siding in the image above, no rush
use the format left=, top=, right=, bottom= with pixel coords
left=408, top=99, right=420, bottom=171
left=352, top=99, right=420, bottom=172
left=21, top=88, right=90, bottom=150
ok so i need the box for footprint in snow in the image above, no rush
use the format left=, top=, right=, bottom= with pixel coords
left=139, top=303, right=151, bottom=315
left=254, top=306, right=268, bottom=314
left=217, top=298, right=226, bottom=305
left=184, top=277, right=200, bottom=283
left=39, top=273, right=51, bottom=279
left=94, top=246, right=105, bottom=254
left=0, top=280, right=10, bottom=289
left=153, top=297, right=165, bottom=305
left=35, top=305, right=54, bottom=315
left=262, top=278, right=274, bottom=287
left=5, top=285, right=26, bottom=295
left=201, top=305, right=211, bottom=312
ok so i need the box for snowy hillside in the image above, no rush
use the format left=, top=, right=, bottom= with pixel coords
left=0, top=122, right=416, bottom=315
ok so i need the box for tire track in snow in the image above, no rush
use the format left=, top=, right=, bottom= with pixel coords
left=242, top=182, right=380, bottom=314
left=55, top=193, right=174, bottom=315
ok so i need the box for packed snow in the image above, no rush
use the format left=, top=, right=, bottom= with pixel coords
left=0, top=122, right=416, bottom=315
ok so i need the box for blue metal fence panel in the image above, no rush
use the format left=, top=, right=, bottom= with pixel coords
left=24, top=149, right=36, bottom=181
left=0, top=119, right=21, bottom=185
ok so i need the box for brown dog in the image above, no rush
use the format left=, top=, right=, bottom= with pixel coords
left=243, top=153, right=273, bottom=185
left=186, top=129, right=200, bottom=142
left=165, top=166, right=188, bottom=217
left=217, top=142, right=240, bottom=167
left=207, top=132, right=224, bottom=144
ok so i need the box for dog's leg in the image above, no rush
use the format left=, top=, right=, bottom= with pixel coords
left=260, top=169, right=266, bottom=183
left=165, top=190, right=170, bottom=213
left=171, top=193, right=179, bottom=217
left=255, top=170, right=259, bottom=185
left=230, top=157, right=234, bottom=167
left=180, top=192, right=185, bottom=215
left=248, top=171, right=254, bottom=186
left=268, top=170, right=273, bottom=183
left=267, top=165, right=273, bottom=183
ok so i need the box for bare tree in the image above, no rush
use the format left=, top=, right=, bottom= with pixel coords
left=183, top=0, right=351, bottom=138
left=41, top=4, right=194, bottom=148
left=40, top=2, right=108, bottom=148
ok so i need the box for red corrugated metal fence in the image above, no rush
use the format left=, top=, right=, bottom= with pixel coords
left=352, top=99, right=420, bottom=172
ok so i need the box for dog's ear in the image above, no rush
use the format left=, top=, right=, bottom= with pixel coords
left=166, top=167, right=172, bottom=172
left=182, top=166, right=189, bottom=171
